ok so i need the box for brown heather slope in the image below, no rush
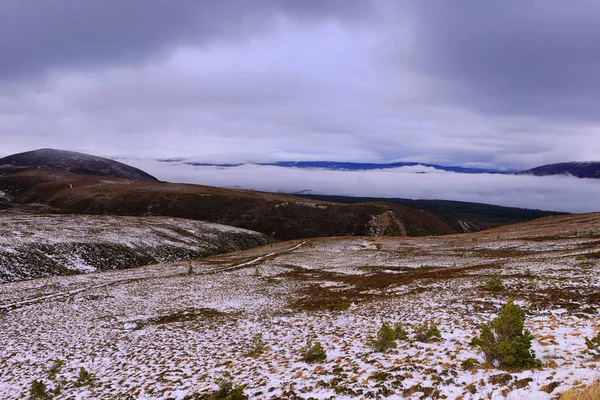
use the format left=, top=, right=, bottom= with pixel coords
left=0, top=170, right=467, bottom=240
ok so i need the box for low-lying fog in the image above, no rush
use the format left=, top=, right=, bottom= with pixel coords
left=125, top=159, right=600, bottom=213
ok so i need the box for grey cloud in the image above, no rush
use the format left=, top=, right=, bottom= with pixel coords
left=1, top=1, right=599, bottom=173
left=403, top=1, right=600, bottom=121
left=0, top=0, right=371, bottom=81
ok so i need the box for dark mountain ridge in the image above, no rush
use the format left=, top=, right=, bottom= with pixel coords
left=0, top=148, right=158, bottom=181
left=161, top=159, right=506, bottom=174
left=519, top=161, right=600, bottom=179
left=165, top=158, right=600, bottom=180
left=293, top=194, right=565, bottom=227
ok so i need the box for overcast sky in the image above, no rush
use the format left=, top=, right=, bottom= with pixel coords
left=1, top=0, right=599, bottom=170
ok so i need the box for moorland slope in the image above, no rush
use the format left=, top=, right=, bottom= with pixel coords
left=0, top=169, right=473, bottom=239
left=0, top=213, right=599, bottom=399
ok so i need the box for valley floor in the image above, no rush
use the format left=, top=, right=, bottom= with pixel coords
left=1, top=213, right=600, bottom=399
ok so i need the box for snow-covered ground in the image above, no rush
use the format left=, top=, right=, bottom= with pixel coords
left=0, top=214, right=599, bottom=399
left=0, top=214, right=275, bottom=282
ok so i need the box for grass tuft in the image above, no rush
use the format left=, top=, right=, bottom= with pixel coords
left=560, top=380, right=600, bottom=400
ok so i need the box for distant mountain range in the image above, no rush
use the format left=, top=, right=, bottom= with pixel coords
left=519, top=162, right=600, bottom=179
left=160, top=159, right=600, bottom=179
left=160, top=159, right=506, bottom=174
left=2, top=149, right=598, bottom=183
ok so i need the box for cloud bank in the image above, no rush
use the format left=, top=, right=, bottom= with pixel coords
left=122, top=160, right=600, bottom=213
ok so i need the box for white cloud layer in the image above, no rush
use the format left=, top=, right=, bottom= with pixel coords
left=123, top=160, right=600, bottom=213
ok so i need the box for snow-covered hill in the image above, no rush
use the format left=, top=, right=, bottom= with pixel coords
left=0, top=214, right=275, bottom=283
left=1, top=213, right=599, bottom=399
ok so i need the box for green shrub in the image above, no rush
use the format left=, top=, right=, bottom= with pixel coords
left=485, top=273, right=505, bottom=292
left=394, top=322, right=408, bottom=341
left=461, top=358, right=480, bottom=370
left=29, top=380, right=51, bottom=400
left=75, top=367, right=96, bottom=387
left=246, top=333, right=266, bottom=357
left=47, top=359, right=64, bottom=380
left=213, top=372, right=248, bottom=400
left=576, top=255, right=587, bottom=261
left=585, top=332, right=600, bottom=358
left=301, top=341, right=327, bottom=363
left=371, top=322, right=397, bottom=352
left=414, top=320, right=441, bottom=343
left=470, top=298, right=540, bottom=370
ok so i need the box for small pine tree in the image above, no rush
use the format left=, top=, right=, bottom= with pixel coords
left=414, top=320, right=442, bottom=342
left=29, top=380, right=51, bottom=400
left=75, top=367, right=96, bottom=387
left=246, top=333, right=266, bottom=357
left=371, top=321, right=397, bottom=352
left=47, top=359, right=64, bottom=380
left=460, top=358, right=480, bottom=370
left=471, top=298, right=540, bottom=370
left=394, top=322, right=408, bottom=341
left=485, top=273, right=505, bottom=291
left=301, top=341, right=327, bottom=363
left=213, top=372, right=248, bottom=400
left=585, top=332, right=600, bottom=358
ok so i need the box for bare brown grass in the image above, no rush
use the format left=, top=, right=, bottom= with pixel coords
left=560, top=380, right=600, bottom=400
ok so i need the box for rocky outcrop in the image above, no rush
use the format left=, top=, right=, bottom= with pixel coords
left=366, top=211, right=407, bottom=236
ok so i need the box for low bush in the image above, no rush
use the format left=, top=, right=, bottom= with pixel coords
left=246, top=333, right=266, bottom=357
left=414, top=320, right=441, bottom=343
left=75, top=367, right=96, bottom=387
left=584, top=332, right=600, bottom=358
left=371, top=322, right=397, bottom=352
left=394, top=322, right=408, bottom=341
left=323, top=301, right=351, bottom=311
left=485, top=273, right=505, bottom=291
left=470, top=298, right=540, bottom=370
left=212, top=372, right=248, bottom=400
left=29, top=380, right=51, bottom=400
left=47, top=359, right=64, bottom=380
left=460, top=358, right=480, bottom=370
left=301, top=341, right=327, bottom=363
